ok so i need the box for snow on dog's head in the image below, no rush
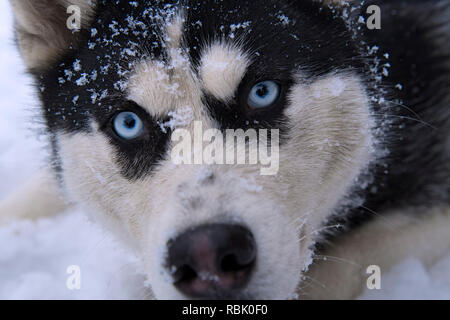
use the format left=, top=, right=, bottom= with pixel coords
left=11, top=0, right=374, bottom=299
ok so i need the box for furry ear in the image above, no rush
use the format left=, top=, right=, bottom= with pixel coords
left=9, top=0, right=96, bottom=70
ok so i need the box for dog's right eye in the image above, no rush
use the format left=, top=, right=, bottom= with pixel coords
left=247, top=80, right=280, bottom=109
left=112, top=111, right=144, bottom=140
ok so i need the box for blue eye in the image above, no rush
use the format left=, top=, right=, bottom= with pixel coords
left=247, top=81, right=280, bottom=109
left=113, top=111, right=144, bottom=140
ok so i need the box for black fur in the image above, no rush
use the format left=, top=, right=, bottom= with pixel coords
left=183, top=0, right=363, bottom=140
left=37, top=0, right=364, bottom=179
left=31, top=1, right=449, bottom=236
left=38, top=0, right=178, bottom=179
left=362, top=0, right=450, bottom=210
left=324, top=0, right=450, bottom=240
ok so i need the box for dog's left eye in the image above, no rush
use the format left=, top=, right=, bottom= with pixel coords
left=113, top=111, right=144, bottom=140
left=247, top=81, right=280, bottom=109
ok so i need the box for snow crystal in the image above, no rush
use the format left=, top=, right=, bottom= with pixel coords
left=73, top=59, right=81, bottom=72
left=123, top=48, right=137, bottom=56
left=90, top=70, right=98, bottom=81
left=64, top=69, right=74, bottom=81
left=159, top=106, right=194, bottom=133
left=329, top=78, right=346, bottom=97
left=229, top=21, right=251, bottom=39
left=90, top=91, right=98, bottom=104
left=238, top=177, right=263, bottom=193
left=72, top=95, right=79, bottom=105
left=100, top=64, right=111, bottom=75
left=368, top=45, right=379, bottom=55
left=75, top=73, right=90, bottom=86
left=277, top=14, right=291, bottom=26
left=312, top=78, right=346, bottom=98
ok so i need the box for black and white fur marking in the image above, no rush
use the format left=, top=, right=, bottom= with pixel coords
left=2, top=0, right=449, bottom=299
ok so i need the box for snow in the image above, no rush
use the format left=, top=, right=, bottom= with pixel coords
left=159, top=106, right=194, bottom=133
left=0, top=3, right=145, bottom=300
left=359, top=258, right=450, bottom=300
left=0, top=214, right=146, bottom=299
left=0, top=2, right=449, bottom=300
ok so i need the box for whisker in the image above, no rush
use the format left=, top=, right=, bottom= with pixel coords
left=371, top=113, right=437, bottom=130
left=359, top=205, right=396, bottom=230
left=298, top=224, right=343, bottom=242
left=313, top=254, right=362, bottom=268
left=300, top=274, right=329, bottom=290
left=386, top=100, right=424, bottom=122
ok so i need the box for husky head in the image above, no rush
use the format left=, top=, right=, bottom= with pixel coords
left=11, top=0, right=374, bottom=299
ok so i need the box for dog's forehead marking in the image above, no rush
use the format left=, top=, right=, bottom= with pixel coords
left=127, top=12, right=250, bottom=117
left=127, top=13, right=199, bottom=118
left=165, top=14, right=185, bottom=49
left=199, top=42, right=251, bottom=102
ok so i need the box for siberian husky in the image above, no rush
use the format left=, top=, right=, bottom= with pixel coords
left=1, top=0, right=449, bottom=299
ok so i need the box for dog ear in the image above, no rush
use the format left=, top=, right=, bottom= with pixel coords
left=9, top=0, right=96, bottom=71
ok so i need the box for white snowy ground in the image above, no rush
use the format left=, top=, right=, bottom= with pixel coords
left=0, top=3, right=449, bottom=300
left=0, top=2, right=145, bottom=300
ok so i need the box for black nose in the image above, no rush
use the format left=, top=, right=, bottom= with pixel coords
left=166, top=224, right=256, bottom=299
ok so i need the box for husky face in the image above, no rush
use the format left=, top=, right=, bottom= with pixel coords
left=13, top=0, right=374, bottom=299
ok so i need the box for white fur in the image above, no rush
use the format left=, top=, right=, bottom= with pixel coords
left=199, top=42, right=251, bottom=102
left=8, top=1, right=438, bottom=301
left=127, top=14, right=205, bottom=122
left=55, top=65, right=375, bottom=299
left=302, top=206, right=450, bottom=299
left=0, top=168, right=68, bottom=224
